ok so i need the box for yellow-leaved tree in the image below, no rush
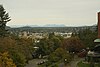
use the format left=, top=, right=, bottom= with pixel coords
left=0, top=52, right=16, bottom=67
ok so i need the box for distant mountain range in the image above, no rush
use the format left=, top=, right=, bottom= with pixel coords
left=9, top=24, right=97, bottom=33
left=9, top=24, right=66, bottom=28
left=9, top=24, right=97, bottom=28
left=43, top=24, right=66, bottom=27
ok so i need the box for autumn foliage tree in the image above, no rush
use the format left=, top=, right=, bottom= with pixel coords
left=0, top=37, right=34, bottom=67
left=0, top=52, right=16, bottom=67
left=62, top=37, right=85, bottom=53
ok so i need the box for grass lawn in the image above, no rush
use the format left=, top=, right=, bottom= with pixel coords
left=77, top=61, right=100, bottom=67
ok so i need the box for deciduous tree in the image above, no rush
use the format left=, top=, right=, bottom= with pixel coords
left=0, top=52, right=16, bottom=67
left=62, top=37, right=85, bottom=53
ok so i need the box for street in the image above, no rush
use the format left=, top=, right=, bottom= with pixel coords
left=25, top=59, right=45, bottom=67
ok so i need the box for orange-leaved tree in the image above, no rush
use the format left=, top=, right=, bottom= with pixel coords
left=0, top=52, right=16, bottom=67
left=62, top=37, right=85, bottom=53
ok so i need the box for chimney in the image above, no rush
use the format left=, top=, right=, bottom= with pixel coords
left=98, top=12, right=100, bottom=38
left=94, top=12, right=100, bottom=43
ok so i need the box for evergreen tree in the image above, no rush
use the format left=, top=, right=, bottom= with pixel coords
left=78, top=28, right=97, bottom=49
left=0, top=5, right=11, bottom=36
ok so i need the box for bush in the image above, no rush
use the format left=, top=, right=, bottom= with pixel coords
left=10, top=51, right=26, bottom=67
left=0, top=52, right=16, bottom=67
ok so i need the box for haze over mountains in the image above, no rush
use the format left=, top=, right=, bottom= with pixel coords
left=9, top=24, right=96, bottom=28
left=9, top=24, right=66, bottom=28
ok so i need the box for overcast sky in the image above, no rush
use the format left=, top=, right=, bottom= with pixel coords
left=1, top=0, right=100, bottom=26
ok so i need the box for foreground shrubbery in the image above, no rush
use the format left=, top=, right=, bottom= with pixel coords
left=0, top=37, right=34, bottom=67
left=77, top=61, right=100, bottom=67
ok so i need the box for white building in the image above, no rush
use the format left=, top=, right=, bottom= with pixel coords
left=54, top=32, right=72, bottom=38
